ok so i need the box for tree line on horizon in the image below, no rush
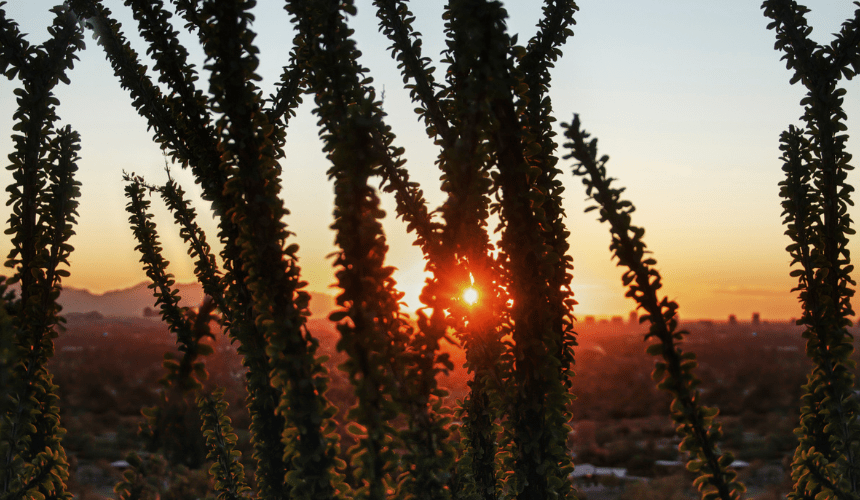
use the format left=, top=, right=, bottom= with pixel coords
left=0, top=1, right=858, bottom=499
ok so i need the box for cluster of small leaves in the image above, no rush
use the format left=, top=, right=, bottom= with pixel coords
left=517, top=0, right=579, bottom=394
left=0, top=284, right=15, bottom=428
left=64, top=1, right=584, bottom=500
left=375, top=2, right=580, bottom=499
left=765, top=1, right=860, bottom=497
left=67, top=1, right=299, bottom=495
left=123, top=173, right=220, bottom=473
left=375, top=2, right=504, bottom=498
left=288, top=1, right=455, bottom=498
left=506, top=4, right=579, bottom=496
left=0, top=4, right=84, bottom=499
left=67, top=1, right=193, bottom=168
left=125, top=0, right=211, bottom=154
left=265, top=59, right=304, bottom=158
left=777, top=127, right=855, bottom=499
left=197, top=389, right=252, bottom=500
left=113, top=452, right=168, bottom=500
left=123, top=173, right=214, bottom=393
left=375, top=0, right=450, bottom=146
left=312, top=0, right=444, bottom=267
left=157, top=171, right=226, bottom=316
left=563, top=115, right=744, bottom=500
left=441, top=2, right=578, bottom=498
left=196, top=1, right=343, bottom=499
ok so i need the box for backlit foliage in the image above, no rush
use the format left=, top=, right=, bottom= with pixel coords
left=563, top=117, right=744, bottom=500
left=764, top=1, right=860, bottom=497
left=0, top=3, right=83, bottom=499
left=561, top=2, right=860, bottom=500
left=1, top=1, right=859, bottom=500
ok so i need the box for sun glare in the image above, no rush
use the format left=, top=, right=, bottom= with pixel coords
left=463, top=287, right=479, bottom=306
left=462, top=272, right=479, bottom=306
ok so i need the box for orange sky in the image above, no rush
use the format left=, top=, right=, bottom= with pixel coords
left=2, top=1, right=858, bottom=321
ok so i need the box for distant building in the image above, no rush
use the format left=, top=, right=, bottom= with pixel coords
left=728, top=314, right=737, bottom=325
left=610, top=316, right=623, bottom=325
left=585, top=316, right=595, bottom=325
left=752, top=312, right=760, bottom=325
left=570, top=463, right=628, bottom=480
left=655, top=459, right=749, bottom=469
left=628, top=310, right=638, bottom=325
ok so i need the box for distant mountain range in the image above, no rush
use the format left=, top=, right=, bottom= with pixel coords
left=53, top=281, right=336, bottom=319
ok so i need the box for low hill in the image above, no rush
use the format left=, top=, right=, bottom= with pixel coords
left=54, top=281, right=335, bottom=319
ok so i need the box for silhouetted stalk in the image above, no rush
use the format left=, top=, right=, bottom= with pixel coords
left=376, top=2, right=565, bottom=498
left=265, top=61, right=305, bottom=155
left=0, top=6, right=83, bottom=498
left=777, top=128, right=841, bottom=473
left=124, top=175, right=214, bottom=393
left=564, top=115, right=744, bottom=500
left=198, top=389, right=252, bottom=500
left=288, top=1, right=455, bottom=498
left=442, top=2, right=577, bottom=498
left=303, top=10, right=406, bottom=493
left=67, top=2, right=295, bottom=494
left=374, top=0, right=454, bottom=146
left=198, top=2, right=342, bottom=499
left=518, top=0, right=579, bottom=385
left=376, top=4, right=586, bottom=497
left=69, top=1, right=197, bottom=166
left=126, top=0, right=211, bottom=143
left=158, top=173, right=227, bottom=318
left=763, top=2, right=860, bottom=497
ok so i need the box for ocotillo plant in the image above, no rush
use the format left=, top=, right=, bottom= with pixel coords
left=60, top=0, right=580, bottom=498
left=10, top=1, right=860, bottom=500
left=562, top=116, right=745, bottom=500
left=561, top=3, right=860, bottom=500
left=0, top=3, right=84, bottom=499
left=764, top=1, right=860, bottom=498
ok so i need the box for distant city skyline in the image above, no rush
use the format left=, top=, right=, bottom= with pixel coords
left=1, top=1, right=859, bottom=319
left=53, top=278, right=795, bottom=324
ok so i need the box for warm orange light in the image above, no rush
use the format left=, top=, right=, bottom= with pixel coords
left=463, top=271, right=479, bottom=305
left=462, top=272, right=479, bottom=306
left=463, top=287, right=479, bottom=306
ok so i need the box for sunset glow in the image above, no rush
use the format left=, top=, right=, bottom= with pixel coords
left=0, top=1, right=855, bottom=322
left=463, top=287, right=479, bottom=306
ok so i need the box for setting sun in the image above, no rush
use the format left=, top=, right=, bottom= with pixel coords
left=462, top=287, right=479, bottom=306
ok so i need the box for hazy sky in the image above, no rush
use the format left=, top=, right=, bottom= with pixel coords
left=2, top=1, right=859, bottom=320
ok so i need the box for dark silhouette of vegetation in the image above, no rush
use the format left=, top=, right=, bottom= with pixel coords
left=764, top=2, right=860, bottom=498
left=563, top=116, right=745, bottom=500
left=0, top=3, right=83, bottom=499
left=561, top=2, right=860, bottom=500
left=1, top=1, right=859, bottom=500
